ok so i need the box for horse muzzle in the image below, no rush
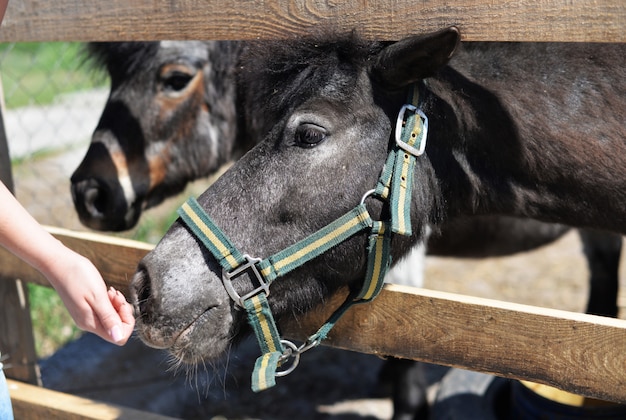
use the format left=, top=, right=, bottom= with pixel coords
left=70, top=176, right=140, bottom=231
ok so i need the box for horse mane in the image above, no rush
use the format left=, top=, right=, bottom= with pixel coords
left=238, top=30, right=385, bottom=115
left=84, top=42, right=160, bottom=84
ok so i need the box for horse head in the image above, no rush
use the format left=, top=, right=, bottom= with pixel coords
left=131, top=27, right=460, bottom=363
left=71, top=41, right=242, bottom=231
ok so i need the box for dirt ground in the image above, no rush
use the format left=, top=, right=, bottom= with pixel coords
left=15, top=151, right=626, bottom=419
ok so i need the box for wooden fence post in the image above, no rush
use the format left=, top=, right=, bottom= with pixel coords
left=0, top=77, right=41, bottom=385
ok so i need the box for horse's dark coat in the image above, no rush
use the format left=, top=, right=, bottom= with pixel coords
left=131, top=27, right=625, bottom=368
left=76, top=34, right=624, bottom=420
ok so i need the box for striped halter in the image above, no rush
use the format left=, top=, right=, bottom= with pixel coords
left=176, top=84, right=427, bottom=392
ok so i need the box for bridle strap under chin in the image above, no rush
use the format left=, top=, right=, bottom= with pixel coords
left=176, top=83, right=427, bottom=392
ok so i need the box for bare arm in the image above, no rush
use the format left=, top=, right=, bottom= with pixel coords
left=0, top=181, right=135, bottom=345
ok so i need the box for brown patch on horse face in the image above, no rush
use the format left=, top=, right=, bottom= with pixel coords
left=148, top=149, right=170, bottom=189
left=157, top=62, right=205, bottom=120
left=109, top=138, right=168, bottom=204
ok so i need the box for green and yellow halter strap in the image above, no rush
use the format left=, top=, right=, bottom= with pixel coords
left=176, top=84, right=427, bottom=392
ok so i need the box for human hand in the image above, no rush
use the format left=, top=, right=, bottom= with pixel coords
left=46, top=250, right=135, bottom=345
left=0, top=181, right=135, bottom=344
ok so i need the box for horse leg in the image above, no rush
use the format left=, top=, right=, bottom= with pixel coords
left=379, top=358, right=429, bottom=420
left=578, top=229, right=622, bottom=318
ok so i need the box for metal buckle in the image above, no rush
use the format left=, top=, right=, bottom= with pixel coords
left=222, top=254, right=267, bottom=307
left=395, top=104, right=428, bottom=156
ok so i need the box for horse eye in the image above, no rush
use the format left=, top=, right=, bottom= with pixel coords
left=295, top=124, right=327, bottom=148
left=162, top=72, right=193, bottom=92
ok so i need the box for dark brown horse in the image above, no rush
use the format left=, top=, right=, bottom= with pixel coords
left=130, top=29, right=625, bottom=419
left=71, top=41, right=247, bottom=231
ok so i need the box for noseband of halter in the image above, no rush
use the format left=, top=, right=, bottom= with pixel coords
left=176, top=84, right=427, bottom=392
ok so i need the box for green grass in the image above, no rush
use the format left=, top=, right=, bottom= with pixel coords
left=27, top=283, right=82, bottom=357
left=0, top=42, right=107, bottom=109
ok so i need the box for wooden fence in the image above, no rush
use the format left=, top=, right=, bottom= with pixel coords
left=0, top=0, right=625, bottom=418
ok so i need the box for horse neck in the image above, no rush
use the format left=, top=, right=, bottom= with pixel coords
left=421, top=66, right=626, bottom=235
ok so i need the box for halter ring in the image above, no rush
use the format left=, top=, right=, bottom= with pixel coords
left=275, top=340, right=300, bottom=377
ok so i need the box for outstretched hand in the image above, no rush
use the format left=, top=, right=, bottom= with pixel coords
left=0, top=181, right=135, bottom=345
left=49, top=251, right=135, bottom=345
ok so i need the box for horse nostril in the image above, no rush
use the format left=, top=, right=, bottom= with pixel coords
left=82, top=181, right=108, bottom=217
left=72, top=177, right=139, bottom=232
left=132, top=266, right=153, bottom=319
left=71, top=179, right=107, bottom=218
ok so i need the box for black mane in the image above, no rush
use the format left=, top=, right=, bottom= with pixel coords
left=239, top=31, right=385, bottom=116
left=85, top=42, right=160, bottom=84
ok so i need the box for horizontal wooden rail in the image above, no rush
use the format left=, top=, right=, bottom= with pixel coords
left=0, top=0, right=624, bottom=43
left=0, top=226, right=152, bottom=297
left=2, top=226, right=625, bottom=403
left=7, top=379, right=178, bottom=420
left=283, top=285, right=626, bottom=404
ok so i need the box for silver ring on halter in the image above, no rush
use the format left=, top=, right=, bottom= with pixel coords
left=275, top=339, right=300, bottom=377
left=360, top=189, right=377, bottom=205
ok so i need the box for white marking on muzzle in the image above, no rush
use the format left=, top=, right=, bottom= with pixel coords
left=94, top=138, right=137, bottom=208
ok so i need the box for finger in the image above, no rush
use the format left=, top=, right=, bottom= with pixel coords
left=87, top=288, right=128, bottom=344
left=108, top=288, right=136, bottom=343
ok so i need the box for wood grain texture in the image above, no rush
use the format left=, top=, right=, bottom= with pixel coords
left=282, top=284, right=626, bottom=404
left=45, top=226, right=153, bottom=295
left=7, top=379, right=179, bottom=420
left=0, top=0, right=623, bottom=43
left=2, top=229, right=626, bottom=402
left=0, top=278, right=40, bottom=384
left=0, top=227, right=152, bottom=297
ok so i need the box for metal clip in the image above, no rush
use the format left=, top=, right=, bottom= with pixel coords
left=222, top=254, right=267, bottom=307
left=275, top=335, right=324, bottom=377
left=275, top=340, right=300, bottom=377
left=395, top=104, right=428, bottom=156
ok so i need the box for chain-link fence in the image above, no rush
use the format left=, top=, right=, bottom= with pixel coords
left=0, top=42, right=108, bottom=231
left=0, top=42, right=112, bottom=356
left=0, top=41, right=220, bottom=356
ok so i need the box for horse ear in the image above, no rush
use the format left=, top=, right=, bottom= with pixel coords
left=372, top=26, right=461, bottom=90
